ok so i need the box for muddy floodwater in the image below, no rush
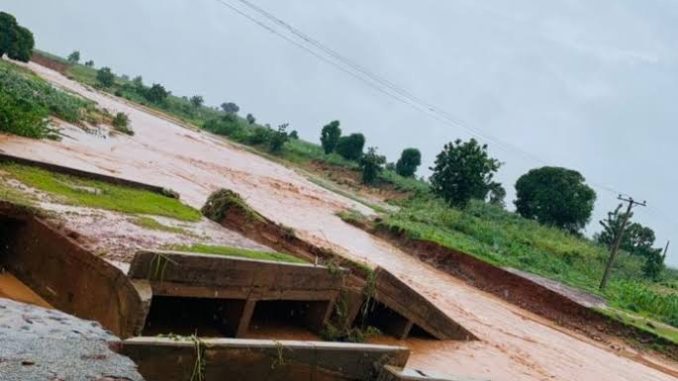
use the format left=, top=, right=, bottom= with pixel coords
left=0, top=62, right=676, bottom=381
left=0, top=273, right=51, bottom=309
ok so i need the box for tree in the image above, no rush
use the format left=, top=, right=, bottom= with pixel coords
left=596, top=205, right=655, bottom=255
left=642, top=247, right=666, bottom=280
left=190, top=95, right=204, bottom=108
left=335, top=133, right=365, bottom=161
left=246, top=113, right=256, bottom=124
left=487, top=182, right=506, bottom=208
left=132, top=76, right=144, bottom=89
left=0, top=12, right=35, bottom=62
left=289, top=130, right=299, bottom=140
left=596, top=204, right=666, bottom=279
left=515, top=166, right=596, bottom=233
left=359, top=147, right=386, bottom=185
left=145, top=83, right=169, bottom=103
left=320, top=120, right=342, bottom=154
left=429, top=138, right=501, bottom=207
left=85, top=60, right=94, bottom=67
left=96, top=67, right=115, bottom=87
left=395, top=148, right=421, bottom=177
left=268, top=123, right=289, bottom=154
left=67, top=50, right=80, bottom=63
left=221, top=102, right=239, bottom=114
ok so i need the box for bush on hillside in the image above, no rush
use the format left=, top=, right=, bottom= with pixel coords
left=395, top=148, right=421, bottom=177
left=429, top=138, right=501, bottom=207
left=515, top=166, right=596, bottom=233
left=336, top=133, right=365, bottom=161
left=221, top=102, right=239, bottom=114
left=96, top=67, right=115, bottom=87
left=246, top=113, right=256, bottom=124
left=190, top=95, right=203, bottom=108
left=67, top=50, right=80, bottom=63
left=320, top=120, right=342, bottom=154
left=112, top=112, right=133, bottom=135
left=268, top=123, right=290, bottom=154
left=145, top=83, right=170, bottom=104
left=0, top=91, right=49, bottom=138
left=359, top=147, right=386, bottom=185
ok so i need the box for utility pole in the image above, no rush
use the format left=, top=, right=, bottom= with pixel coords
left=599, top=195, right=647, bottom=291
left=662, top=240, right=670, bottom=261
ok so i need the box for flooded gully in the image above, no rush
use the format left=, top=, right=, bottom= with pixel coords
left=0, top=62, right=675, bottom=381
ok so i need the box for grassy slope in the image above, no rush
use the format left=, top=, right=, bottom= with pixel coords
left=167, top=243, right=306, bottom=264
left=0, top=60, right=105, bottom=138
left=0, top=163, right=201, bottom=221
left=377, top=197, right=677, bottom=330
left=40, top=52, right=678, bottom=335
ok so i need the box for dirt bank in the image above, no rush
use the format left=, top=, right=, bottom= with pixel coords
left=1, top=61, right=675, bottom=381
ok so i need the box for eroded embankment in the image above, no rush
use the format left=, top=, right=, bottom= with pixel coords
left=2, top=60, right=675, bottom=381
left=201, top=189, right=475, bottom=341
left=344, top=217, right=678, bottom=361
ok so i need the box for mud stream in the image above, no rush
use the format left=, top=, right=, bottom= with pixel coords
left=0, top=62, right=675, bottom=381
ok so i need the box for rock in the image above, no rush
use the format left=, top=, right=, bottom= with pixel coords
left=0, top=298, right=143, bottom=381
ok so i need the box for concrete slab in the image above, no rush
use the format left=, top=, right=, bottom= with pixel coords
left=122, top=337, right=409, bottom=381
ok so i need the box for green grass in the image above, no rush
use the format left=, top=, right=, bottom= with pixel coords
left=167, top=243, right=306, bottom=264
left=379, top=196, right=678, bottom=329
left=597, top=307, right=678, bottom=345
left=0, top=60, right=102, bottom=138
left=1, top=163, right=201, bottom=221
left=131, top=216, right=191, bottom=235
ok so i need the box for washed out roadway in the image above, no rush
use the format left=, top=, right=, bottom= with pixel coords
left=0, top=61, right=675, bottom=381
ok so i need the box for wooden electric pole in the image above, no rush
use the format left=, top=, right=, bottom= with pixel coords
left=599, top=195, right=647, bottom=291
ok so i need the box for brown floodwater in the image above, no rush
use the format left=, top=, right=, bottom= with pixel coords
left=0, top=273, right=52, bottom=309
left=0, top=61, right=675, bottom=380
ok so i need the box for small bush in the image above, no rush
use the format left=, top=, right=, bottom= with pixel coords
left=96, top=67, right=115, bottom=87
left=112, top=112, right=133, bottom=135
left=268, top=123, right=290, bottom=154
left=145, top=83, right=169, bottom=104
left=336, top=133, right=365, bottom=161
left=359, top=147, right=386, bottom=185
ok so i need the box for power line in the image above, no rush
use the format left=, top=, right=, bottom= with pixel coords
left=213, top=0, right=630, bottom=198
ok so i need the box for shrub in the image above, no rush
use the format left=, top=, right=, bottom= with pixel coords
left=246, top=113, right=256, bottom=124
left=111, top=112, right=133, bottom=135
left=203, top=116, right=241, bottom=137
left=268, top=123, right=289, bottom=154
left=67, top=50, right=80, bottom=63
left=395, top=148, right=421, bottom=177
left=84, top=60, right=94, bottom=67
left=359, top=147, right=386, bottom=185
left=430, top=138, right=501, bottom=207
left=320, top=120, right=341, bottom=154
left=145, top=83, right=169, bottom=103
left=96, top=67, right=115, bottom=87
left=515, top=166, right=596, bottom=233
left=190, top=95, right=204, bottom=108
left=335, top=133, right=365, bottom=161
left=246, top=126, right=273, bottom=145
left=221, top=102, right=239, bottom=114
left=0, top=12, right=34, bottom=62
left=0, top=91, right=49, bottom=138
left=289, top=130, right=299, bottom=140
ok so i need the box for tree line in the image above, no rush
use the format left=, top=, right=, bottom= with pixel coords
left=317, top=120, right=666, bottom=279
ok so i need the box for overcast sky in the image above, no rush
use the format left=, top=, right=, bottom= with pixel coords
left=4, top=0, right=678, bottom=266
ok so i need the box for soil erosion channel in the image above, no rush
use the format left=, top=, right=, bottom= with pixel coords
left=1, top=62, right=675, bottom=381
